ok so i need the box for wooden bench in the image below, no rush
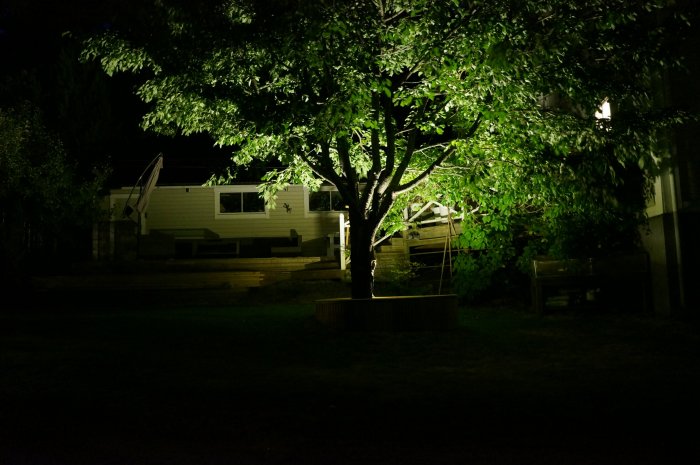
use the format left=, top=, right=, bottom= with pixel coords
left=191, top=239, right=240, bottom=257
left=146, top=229, right=241, bottom=258
left=143, top=229, right=303, bottom=258
left=152, top=228, right=220, bottom=240
left=531, top=253, right=652, bottom=313
left=270, top=232, right=302, bottom=256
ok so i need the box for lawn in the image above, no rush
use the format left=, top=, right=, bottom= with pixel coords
left=2, top=283, right=699, bottom=465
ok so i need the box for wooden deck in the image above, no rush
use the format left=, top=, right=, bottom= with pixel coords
left=32, top=256, right=345, bottom=292
left=38, top=219, right=462, bottom=293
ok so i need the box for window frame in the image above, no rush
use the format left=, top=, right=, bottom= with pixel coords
left=304, top=185, right=346, bottom=216
left=214, top=185, right=269, bottom=219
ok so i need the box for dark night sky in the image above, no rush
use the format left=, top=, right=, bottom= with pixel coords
left=0, top=0, right=232, bottom=187
left=2, top=1, right=698, bottom=189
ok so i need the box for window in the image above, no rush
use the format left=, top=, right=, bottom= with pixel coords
left=595, top=98, right=611, bottom=120
left=219, top=192, right=265, bottom=213
left=595, top=98, right=612, bottom=131
left=307, top=186, right=345, bottom=212
left=215, top=186, right=267, bottom=219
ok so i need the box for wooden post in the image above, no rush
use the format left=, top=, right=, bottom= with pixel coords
left=339, top=212, right=346, bottom=271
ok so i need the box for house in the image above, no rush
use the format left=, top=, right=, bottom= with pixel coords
left=640, top=8, right=700, bottom=316
left=94, top=177, right=462, bottom=273
left=93, top=165, right=461, bottom=298
left=95, top=182, right=349, bottom=262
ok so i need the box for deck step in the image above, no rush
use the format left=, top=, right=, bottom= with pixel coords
left=33, top=271, right=265, bottom=291
left=69, top=256, right=337, bottom=273
left=34, top=256, right=344, bottom=292
left=33, top=256, right=347, bottom=292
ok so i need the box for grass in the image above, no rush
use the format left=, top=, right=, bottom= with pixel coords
left=2, top=282, right=699, bottom=465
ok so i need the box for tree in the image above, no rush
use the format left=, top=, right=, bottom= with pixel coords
left=0, top=103, right=109, bottom=282
left=81, top=0, right=691, bottom=299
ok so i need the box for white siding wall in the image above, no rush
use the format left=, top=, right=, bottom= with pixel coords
left=110, top=185, right=343, bottom=244
left=149, top=186, right=213, bottom=229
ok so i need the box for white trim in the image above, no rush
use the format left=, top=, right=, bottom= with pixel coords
left=214, top=185, right=269, bottom=220
left=666, top=169, right=685, bottom=308
left=339, top=213, right=347, bottom=271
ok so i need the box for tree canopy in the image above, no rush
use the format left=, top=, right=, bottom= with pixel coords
left=82, top=0, right=692, bottom=298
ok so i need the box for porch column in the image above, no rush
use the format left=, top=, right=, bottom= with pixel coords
left=339, top=212, right=346, bottom=271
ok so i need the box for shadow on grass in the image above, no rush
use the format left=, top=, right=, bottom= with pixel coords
left=2, top=285, right=699, bottom=464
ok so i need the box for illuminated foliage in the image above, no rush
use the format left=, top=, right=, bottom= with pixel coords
left=82, top=0, right=692, bottom=299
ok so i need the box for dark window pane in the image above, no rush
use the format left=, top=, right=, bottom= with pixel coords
left=310, top=190, right=344, bottom=211
left=330, top=191, right=344, bottom=211
left=220, top=192, right=242, bottom=213
left=309, top=191, right=331, bottom=211
left=242, top=192, right=265, bottom=212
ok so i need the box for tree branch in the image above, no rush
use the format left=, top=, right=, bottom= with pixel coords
left=298, top=142, right=349, bottom=197
left=382, top=93, right=396, bottom=174
left=383, top=125, right=417, bottom=195
left=370, top=93, right=383, bottom=174
left=394, top=114, right=482, bottom=197
left=359, top=92, right=386, bottom=215
left=393, top=145, right=456, bottom=197
left=337, top=134, right=357, bottom=186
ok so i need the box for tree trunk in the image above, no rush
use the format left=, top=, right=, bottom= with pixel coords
left=348, top=217, right=377, bottom=300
